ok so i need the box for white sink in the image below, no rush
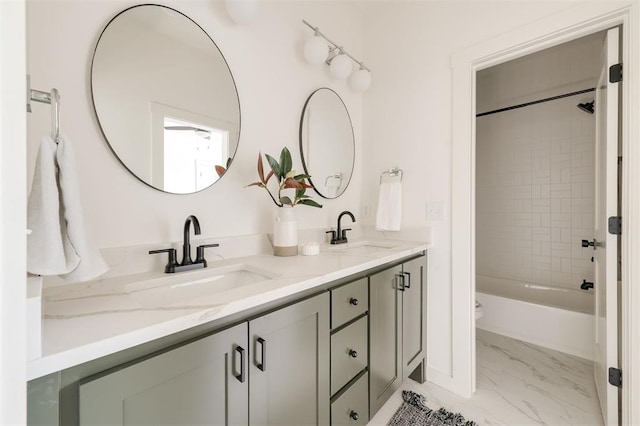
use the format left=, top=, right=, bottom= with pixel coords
left=127, top=264, right=278, bottom=307
left=328, top=240, right=400, bottom=254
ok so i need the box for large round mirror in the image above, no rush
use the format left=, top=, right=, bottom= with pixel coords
left=299, top=88, right=354, bottom=199
left=91, top=5, right=240, bottom=194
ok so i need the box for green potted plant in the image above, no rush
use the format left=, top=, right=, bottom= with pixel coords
left=247, top=147, right=321, bottom=256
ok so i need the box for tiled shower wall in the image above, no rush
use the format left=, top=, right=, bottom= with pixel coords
left=476, top=33, right=604, bottom=290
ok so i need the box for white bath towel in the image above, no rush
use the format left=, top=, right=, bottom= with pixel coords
left=27, top=136, right=80, bottom=275
left=27, top=136, right=108, bottom=282
left=375, top=181, right=402, bottom=231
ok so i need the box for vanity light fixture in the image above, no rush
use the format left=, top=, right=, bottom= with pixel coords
left=302, top=20, right=372, bottom=92
left=225, top=0, right=258, bottom=25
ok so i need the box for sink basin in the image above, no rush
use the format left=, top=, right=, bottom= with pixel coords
left=328, top=240, right=400, bottom=255
left=127, top=264, right=278, bottom=307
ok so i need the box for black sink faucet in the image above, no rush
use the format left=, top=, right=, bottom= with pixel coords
left=149, top=215, right=219, bottom=273
left=327, top=211, right=356, bottom=244
left=182, top=215, right=201, bottom=266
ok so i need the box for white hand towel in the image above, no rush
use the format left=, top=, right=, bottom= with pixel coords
left=55, top=137, right=109, bottom=283
left=375, top=181, right=402, bottom=231
left=27, top=136, right=80, bottom=275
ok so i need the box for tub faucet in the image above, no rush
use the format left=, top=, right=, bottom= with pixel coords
left=327, top=211, right=356, bottom=244
left=580, top=279, right=594, bottom=290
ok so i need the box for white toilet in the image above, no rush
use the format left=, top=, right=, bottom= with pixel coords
left=475, top=299, right=484, bottom=320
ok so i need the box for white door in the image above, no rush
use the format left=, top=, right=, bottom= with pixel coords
left=593, top=26, right=620, bottom=426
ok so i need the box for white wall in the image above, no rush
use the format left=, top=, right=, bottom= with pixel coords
left=476, top=34, right=602, bottom=291
left=26, top=0, right=364, bottom=251
left=360, top=0, right=600, bottom=391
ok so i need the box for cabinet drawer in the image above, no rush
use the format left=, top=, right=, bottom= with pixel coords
left=331, top=278, right=368, bottom=329
left=331, top=372, right=368, bottom=426
left=331, top=316, right=368, bottom=395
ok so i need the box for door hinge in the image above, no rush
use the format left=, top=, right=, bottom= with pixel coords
left=608, top=216, right=622, bottom=235
left=609, top=367, right=622, bottom=387
left=610, top=64, right=622, bottom=83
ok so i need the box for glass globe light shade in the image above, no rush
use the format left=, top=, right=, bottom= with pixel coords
left=304, top=36, right=329, bottom=65
left=329, top=54, right=352, bottom=79
left=350, top=68, right=372, bottom=92
left=225, top=0, right=258, bottom=24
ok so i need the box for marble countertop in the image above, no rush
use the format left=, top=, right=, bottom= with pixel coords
left=28, top=239, right=429, bottom=381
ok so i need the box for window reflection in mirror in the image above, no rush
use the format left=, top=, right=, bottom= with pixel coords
left=162, top=117, right=230, bottom=193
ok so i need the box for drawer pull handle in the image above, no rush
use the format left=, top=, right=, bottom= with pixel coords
left=349, top=349, right=358, bottom=358
left=234, top=346, right=245, bottom=383
left=349, top=297, right=359, bottom=306
left=350, top=411, right=359, bottom=421
left=256, top=337, right=266, bottom=371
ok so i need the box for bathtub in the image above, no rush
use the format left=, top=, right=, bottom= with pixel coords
left=476, top=275, right=595, bottom=360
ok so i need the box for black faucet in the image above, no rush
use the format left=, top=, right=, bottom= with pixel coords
left=327, top=211, right=356, bottom=244
left=149, top=215, right=219, bottom=273
left=580, top=279, right=594, bottom=290
left=182, top=215, right=201, bottom=266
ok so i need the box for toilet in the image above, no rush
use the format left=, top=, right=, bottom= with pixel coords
left=475, top=299, right=484, bottom=320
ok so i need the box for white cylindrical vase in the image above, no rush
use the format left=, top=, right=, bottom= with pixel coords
left=273, top=207, right=298, bottom=256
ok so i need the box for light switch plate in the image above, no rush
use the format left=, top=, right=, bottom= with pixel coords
left=426, top=201, right=444, bottom=221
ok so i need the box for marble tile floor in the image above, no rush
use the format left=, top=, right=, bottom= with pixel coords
left=369, top=329, right=603, bottom=425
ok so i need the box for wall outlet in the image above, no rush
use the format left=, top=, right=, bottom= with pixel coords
left=426, top=201, right=444, bottom=221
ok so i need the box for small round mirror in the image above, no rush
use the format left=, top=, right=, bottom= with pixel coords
left=299, top=88, right=355, bottom=199
left=91, top=5, right=240, bottom=194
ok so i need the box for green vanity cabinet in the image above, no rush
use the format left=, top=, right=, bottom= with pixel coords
left=79, top=322, right=249, bottom=425
left=79, top=292, right=330, bottom=426
left=249, top=292, right=330, bottom=426
left=369, top=255, right=427, bottom=418
left=401, top=256, right=427, bottom=379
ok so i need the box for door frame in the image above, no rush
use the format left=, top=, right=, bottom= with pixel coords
left=0, top=0, right=27, bottom=424
left=450, top=2, right=640, bottom=423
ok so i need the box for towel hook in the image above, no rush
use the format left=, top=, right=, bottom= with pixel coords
left=26, top=75, right=61, bottom=142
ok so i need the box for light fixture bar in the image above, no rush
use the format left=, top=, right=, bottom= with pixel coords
left=302, top=20, right=370, bottom=72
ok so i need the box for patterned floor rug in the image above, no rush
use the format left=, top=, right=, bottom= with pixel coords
left=388, top=390, right=478, bottom=426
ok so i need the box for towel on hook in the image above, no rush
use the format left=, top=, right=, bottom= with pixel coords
left=375, top=180, right=402, bottom=231
left=27, top=136, right=108, bottom=282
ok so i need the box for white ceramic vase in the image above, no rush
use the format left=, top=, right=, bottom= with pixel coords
left=273, top=207, right=298, bottom=256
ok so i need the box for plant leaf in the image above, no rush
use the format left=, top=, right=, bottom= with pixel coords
left=283, top=178, right=303, bottom=189
left=285, top=170, right=297, bottom=179
left=265, top=170, right=274, bottom=183
left=280, top=147, right=292, bottom=176
left=294, top=174, right=311, bottom=180
left=215, top=165, right=226, bottom=177
left=226, top=157, right=232, bottom=168
left=280, top=196, right=293, bottom=206
left=246, top=181, right=264, bottom=187
left=257, top=153, right=265, bottom=183
left=299, top=181, right=313, bottom=189
left=295, top=188, right=306, bottom=199
left=265, top=154, right=281, bottom=179
left=299, top=199, right=322, bottom=208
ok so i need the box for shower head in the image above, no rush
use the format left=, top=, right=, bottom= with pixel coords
left=577, top=101, right=595, bottom=114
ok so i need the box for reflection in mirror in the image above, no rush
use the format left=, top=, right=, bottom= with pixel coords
left=91, top=5, right=240, bottom=194
left=299, top=88, right=355, bottom=199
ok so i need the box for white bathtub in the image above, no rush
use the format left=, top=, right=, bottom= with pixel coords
left=476, top=275, right=595, bottom=360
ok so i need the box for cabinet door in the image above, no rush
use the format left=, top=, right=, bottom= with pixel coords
left=402, top=256, right=426, bottom=379
left=79, top=323, right=248, bottom=426
left=368, top=264, right=403, bottom=417
left=249, top=292, right=330, bottom=426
